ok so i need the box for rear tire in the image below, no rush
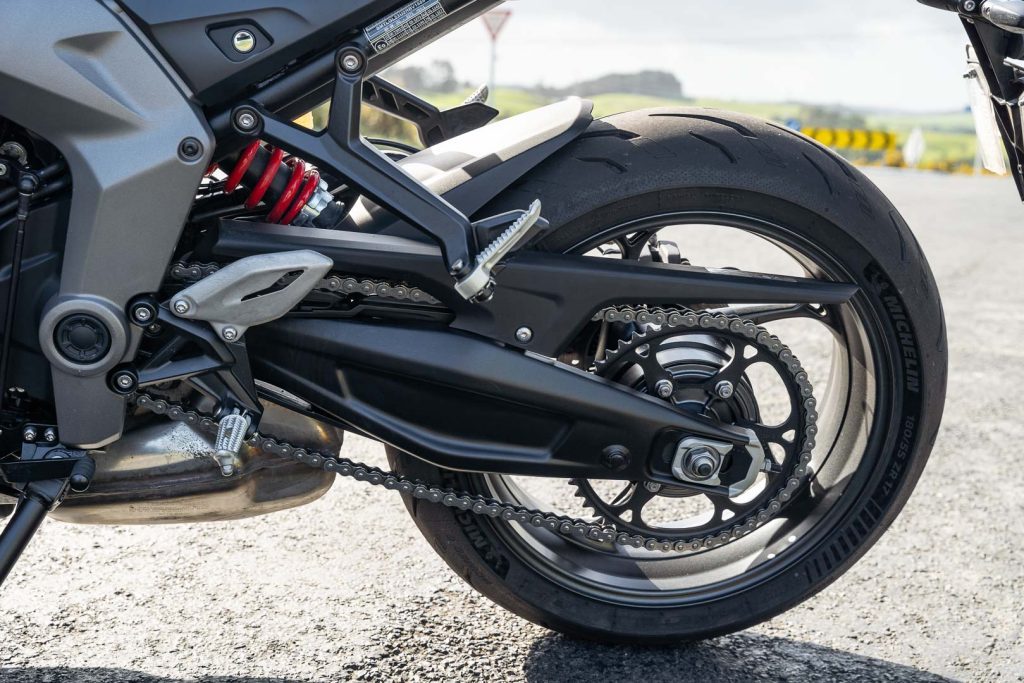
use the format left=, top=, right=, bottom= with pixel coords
left=388, top=108, right=947, bottom=643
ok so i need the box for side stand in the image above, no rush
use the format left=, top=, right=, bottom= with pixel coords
left=0, top=446, right=94, bottom=586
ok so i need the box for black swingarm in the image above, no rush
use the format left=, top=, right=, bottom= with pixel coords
left=246, top=318, right=743, bottom=483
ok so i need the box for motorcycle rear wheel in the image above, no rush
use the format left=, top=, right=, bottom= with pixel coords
left=388, top=108, right=946, bottom=643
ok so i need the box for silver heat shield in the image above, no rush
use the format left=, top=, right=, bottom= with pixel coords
left=51, top=402, right=342, bottom=525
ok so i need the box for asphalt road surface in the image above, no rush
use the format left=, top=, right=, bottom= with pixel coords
left=2, top=168, right=1023, bottom=682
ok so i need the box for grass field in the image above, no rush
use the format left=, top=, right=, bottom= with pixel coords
left=358, top=87, right=981, bottom=169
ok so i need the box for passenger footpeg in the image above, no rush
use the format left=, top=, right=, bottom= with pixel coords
left=214, top=411, right=251, bottom=477
left=455, top=200, right=544, bottom=302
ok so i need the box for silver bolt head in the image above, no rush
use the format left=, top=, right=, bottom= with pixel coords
left=234, top=111, right=258, bottom=131
left=715, top=380, right=735, bottom=399
left=340, top=52, right=363, bottom=73
left=644, top=481, right=662, bottom=493
left=222, top=327, right=239, bottom=342
left=515, top=326, right=534, bottom=344
left=22, top=426, right=36, bottom=442
left=655, top=379, right=675, bottom=399
left=133, top=307, right=152, bottom=322
left=0, top=162, right=8, bottom=175
left=172, top=299, right=190, bottom=315
left=43, top=427, right=57, bottom=442
left=116, top=374, right=134, bottom=389
left=964, top=0, right=977, bottom=10
left=232, top=29, right=256, bottom=54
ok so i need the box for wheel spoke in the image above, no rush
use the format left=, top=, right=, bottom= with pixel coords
left=626, top=485, right=659, bottom=524
left=702, top=343, right=757, bottom=396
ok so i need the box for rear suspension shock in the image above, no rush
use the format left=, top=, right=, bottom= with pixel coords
left=219, top=141, right=345, bottom=228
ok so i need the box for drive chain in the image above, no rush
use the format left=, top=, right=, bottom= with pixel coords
left=169, top=260, right=440, bottom=305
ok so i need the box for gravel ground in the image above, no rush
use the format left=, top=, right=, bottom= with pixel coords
left=2, top=168, right=1023, bottom=682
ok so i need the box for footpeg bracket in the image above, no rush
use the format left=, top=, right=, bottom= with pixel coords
left=170, top=250, right=332, bottom=341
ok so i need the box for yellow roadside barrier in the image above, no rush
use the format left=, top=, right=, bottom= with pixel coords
left=800, top=128, right=897, bottom=152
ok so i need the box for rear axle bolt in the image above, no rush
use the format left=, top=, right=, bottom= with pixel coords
left=682, top=447, right=720, bottom=481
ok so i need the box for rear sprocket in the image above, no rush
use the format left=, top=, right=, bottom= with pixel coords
left=571, top=306, right=817, bottom=544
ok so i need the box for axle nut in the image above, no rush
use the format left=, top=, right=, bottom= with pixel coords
left=683, top=447, right=720, bottom=481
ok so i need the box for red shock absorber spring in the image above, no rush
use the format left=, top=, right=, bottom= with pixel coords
left=265, top=157, right=306, bottom=223
left=243, top=146, right=284, bottom=209
left=280, top=168, right=321, bottom=225
left=224, top=140, right=260, bottom=194
left=219, top=141, right=322, bottom=225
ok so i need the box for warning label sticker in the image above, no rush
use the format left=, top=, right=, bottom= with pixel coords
left=364, top=0, right=448, bottom=54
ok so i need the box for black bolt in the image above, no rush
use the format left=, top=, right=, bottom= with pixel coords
left=178, top=137, right=203, bottom=162
left=602, top=445, right=631, bottom=472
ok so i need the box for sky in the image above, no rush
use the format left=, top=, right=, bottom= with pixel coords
left=400, top=0, right=972, bottom=112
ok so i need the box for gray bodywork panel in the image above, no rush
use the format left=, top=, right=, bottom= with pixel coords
left=0, top=0, right=212, bottom=448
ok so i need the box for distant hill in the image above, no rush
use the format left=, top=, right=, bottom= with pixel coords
left=541, top=70, right=684, bottom=100
left=385, top=60, right=684, bottom=101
